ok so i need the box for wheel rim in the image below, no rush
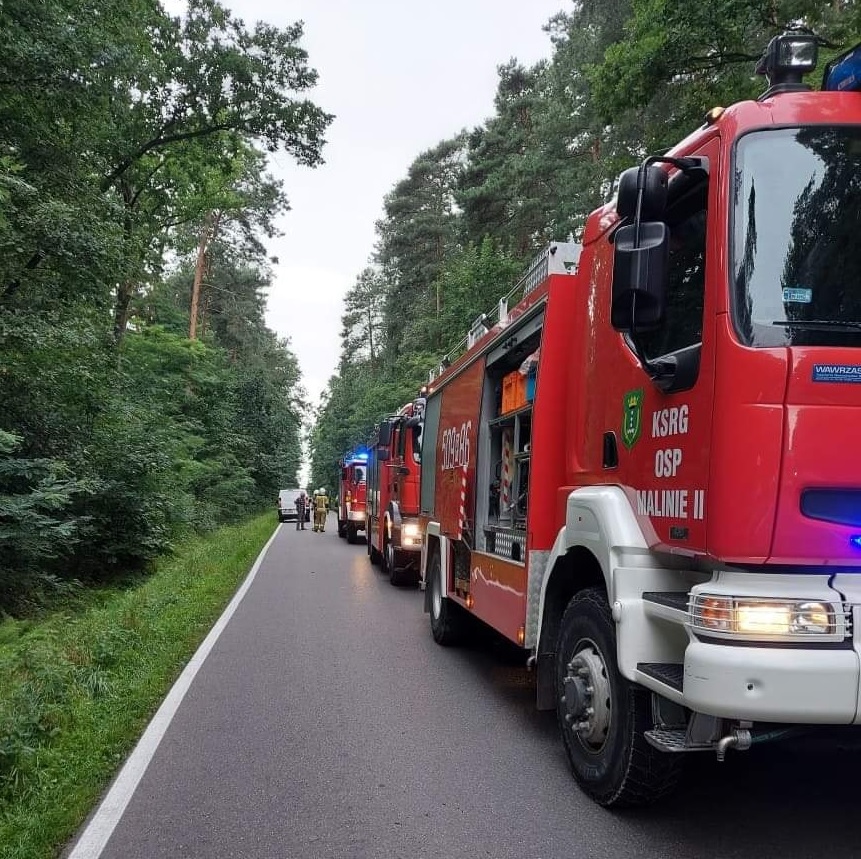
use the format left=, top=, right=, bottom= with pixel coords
left=386, top=542, right=394, bottom=572
left=561, top=638, right=612, bottom=752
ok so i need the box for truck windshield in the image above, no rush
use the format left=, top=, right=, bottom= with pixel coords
left=732, top=126, right=861, bottom=347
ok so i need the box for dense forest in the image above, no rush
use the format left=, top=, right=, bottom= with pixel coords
left=308, top=0, right=860, bottom=493
left=2, top=0, right=859, bottom=612
left=0, top=0, right=332, bottom=611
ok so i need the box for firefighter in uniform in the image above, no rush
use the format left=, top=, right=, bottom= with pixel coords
left=313, top=487, right=329, bottom=532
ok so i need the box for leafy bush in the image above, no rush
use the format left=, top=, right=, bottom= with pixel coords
left=0, top=431, right=86, bottom=609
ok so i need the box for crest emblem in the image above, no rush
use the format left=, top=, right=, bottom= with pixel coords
left=621, top=389, right=643, bottom=450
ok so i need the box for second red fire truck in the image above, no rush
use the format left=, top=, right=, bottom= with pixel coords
left=337, top=452, right=368, bottom=544
left=419, top=36, right=861, bottom=807
left=366, top=398, right=425, bottom=585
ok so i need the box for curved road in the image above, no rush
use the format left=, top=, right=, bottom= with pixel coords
left=70, top=519, right=861, bottom=858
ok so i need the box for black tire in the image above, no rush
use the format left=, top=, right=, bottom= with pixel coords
left=337, top=520, right=346, bottom=538
left=346, top=524, right=357, bottom=544
left=386, top=540, right=407, bottom=586
left=367, top=531, right=382, bottom=566
left=381, top=535, right=390, bottom=571
left=555, top=587, right=683, bottom=807
left=428, top=549, right=466, bottom=646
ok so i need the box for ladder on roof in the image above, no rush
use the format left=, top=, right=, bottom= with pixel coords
left=428, top=241, right=580, bottom=382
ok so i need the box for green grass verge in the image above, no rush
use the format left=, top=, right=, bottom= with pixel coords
left=0, top=512, right=277, bottom=859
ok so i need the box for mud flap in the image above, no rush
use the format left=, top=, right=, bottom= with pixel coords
left=536, top=652, right=556, bottom=710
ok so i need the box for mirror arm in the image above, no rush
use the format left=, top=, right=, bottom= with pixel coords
left=644, top=154, right=704, bottom=173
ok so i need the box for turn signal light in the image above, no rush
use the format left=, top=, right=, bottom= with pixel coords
left=699, top=596, right=732, bottom=631
left=465, top=593, right=475, bottom=610
left=517, top=625, right=526, bottom=646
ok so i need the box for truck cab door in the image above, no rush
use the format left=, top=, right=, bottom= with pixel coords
left=604, top=137, right=720, bottom=552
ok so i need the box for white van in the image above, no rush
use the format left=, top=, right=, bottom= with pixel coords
left=277, top=489, right=310, bottom=523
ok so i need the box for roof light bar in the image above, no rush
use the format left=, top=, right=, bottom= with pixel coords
left=823, top=41, right=861, bottom=93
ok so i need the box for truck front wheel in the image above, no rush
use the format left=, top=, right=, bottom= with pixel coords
left=429, top=550, right=466, bottom=646
left=555, top=587, right=682, bottom=807
left=386, top=540, right=411, bottom=587
left=367, top=532, right=382, bottom=566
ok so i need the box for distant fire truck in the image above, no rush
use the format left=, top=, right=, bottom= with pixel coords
left=419, top=35, right=861, bottom=807
left=337, top=452, right=368, bottom=544
left=366, top=397, right=425, bottom=585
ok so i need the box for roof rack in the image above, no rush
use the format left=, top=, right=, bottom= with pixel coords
left=428, top=241, right=580, bottom=382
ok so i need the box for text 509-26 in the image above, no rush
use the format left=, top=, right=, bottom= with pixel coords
left=441, top=421, right=472, bottom=470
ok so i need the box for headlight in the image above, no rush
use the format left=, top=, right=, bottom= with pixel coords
left=402, top=522, right=421, bottom=538
left=691, top=595, right=842, bottom=641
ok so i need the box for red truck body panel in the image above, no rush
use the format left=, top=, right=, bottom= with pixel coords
left=338, top=456, right=368, bottom=537
left=367, top=401, right=424, bottom=571
left=422, top=90, right=861, bottom=645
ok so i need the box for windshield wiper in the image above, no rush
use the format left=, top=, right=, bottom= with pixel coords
left=771, top=319, right=861, bottom=331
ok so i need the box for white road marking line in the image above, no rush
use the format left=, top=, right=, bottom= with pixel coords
left=67, top=524, right=283, bottom=859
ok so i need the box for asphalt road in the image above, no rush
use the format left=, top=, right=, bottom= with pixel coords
left=72, top=518, right=861, bottom=859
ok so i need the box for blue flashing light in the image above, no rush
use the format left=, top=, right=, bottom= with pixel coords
left=850, top=535, right=861, bottom=550
left=354, top=452, right=368, bottom=461
left=823, top=42, right=861, bottom=93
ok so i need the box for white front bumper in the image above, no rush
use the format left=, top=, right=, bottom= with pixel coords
left=684, top=640, right=859, bottom=723
left=682, top=571, right=861, bottom=723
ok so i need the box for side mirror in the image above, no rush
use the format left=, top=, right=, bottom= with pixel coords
left=377, top=448, right=390, bottom=462
left=611, top=222, right=669, bottom=332
left=377, top=421, right=392, bottom=447
left=616, top=165, right=668, bottom=221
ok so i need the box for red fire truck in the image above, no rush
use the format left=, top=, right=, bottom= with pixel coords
left=366, top=398, right=425, bottom=585
left=337, top=452, right=368, bottom=544
left=419, top=35, right=861, bottom=807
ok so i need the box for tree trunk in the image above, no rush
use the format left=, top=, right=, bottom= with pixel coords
left=189, top=211, right=221, bottom=340
left=114, top=280, right=134, bottom=341
left=189, top=216, right=209, bottom=340
left=113, top=183, right=137, bottom=343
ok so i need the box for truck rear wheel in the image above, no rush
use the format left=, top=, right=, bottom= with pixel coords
left=555, top=587, right=682, bottom=807
left=346, top=524, right=358, bottom=544
left=429, top=549, right=466, bottom=646
left=337, top=520, right=346, bottom=538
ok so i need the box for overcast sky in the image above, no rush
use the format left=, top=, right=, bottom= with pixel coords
left=245, top=0, right=570, bottom=407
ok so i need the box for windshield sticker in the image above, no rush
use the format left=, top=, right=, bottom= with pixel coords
left=812, top=364, right=861, bottom=383
left=782, top=287, right=812, bottom=304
